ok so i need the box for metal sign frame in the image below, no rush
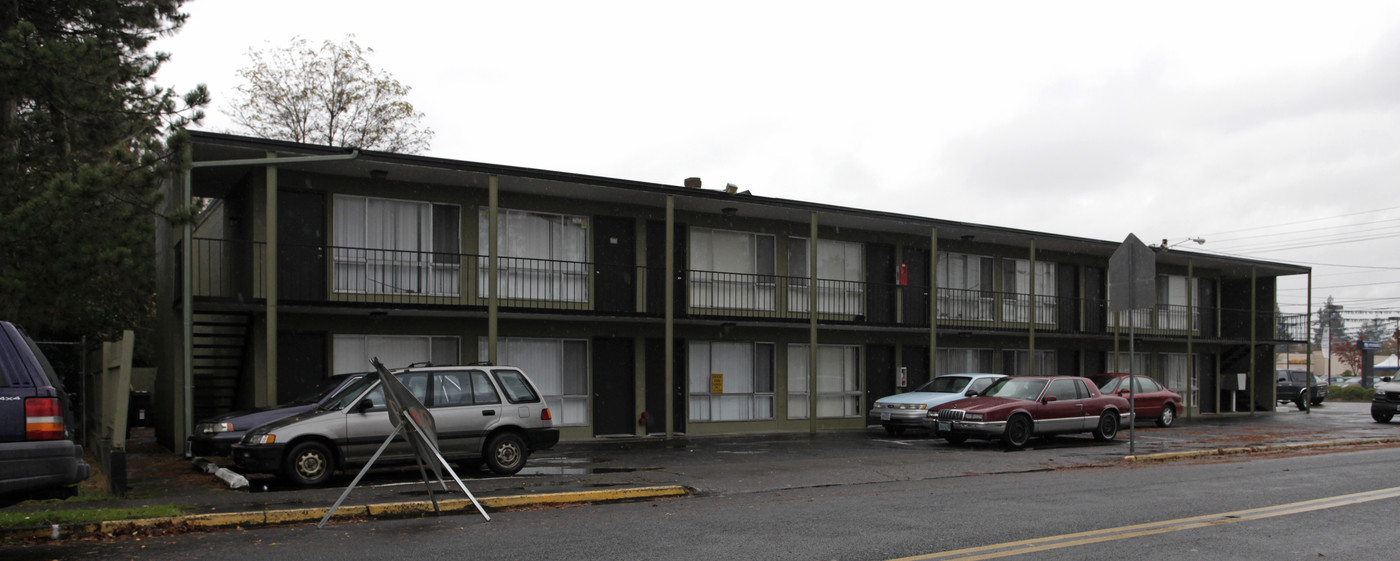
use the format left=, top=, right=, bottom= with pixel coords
left=318, top=358, right=491, bottom=528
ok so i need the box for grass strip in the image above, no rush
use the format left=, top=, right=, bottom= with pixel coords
left=0, top=505, right=185, bottom=529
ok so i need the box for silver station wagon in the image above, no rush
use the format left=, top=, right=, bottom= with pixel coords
left=232, top=364, right=559, bottom=485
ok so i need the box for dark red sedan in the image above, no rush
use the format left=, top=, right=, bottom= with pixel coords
left=923, top=376, right=1132, bottom=448
left=1086, top=374, right=1184, bottom=428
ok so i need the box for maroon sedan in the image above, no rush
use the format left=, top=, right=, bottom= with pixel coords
left=923, top=376, right=1132, bottom=448
left=1086, top=374, right=1183, bottom=428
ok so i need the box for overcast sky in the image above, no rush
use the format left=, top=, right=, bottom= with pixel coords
left=152, top=0, right=1400, bottom=325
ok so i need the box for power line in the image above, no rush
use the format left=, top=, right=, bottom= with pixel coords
left=1196, top=205, right=1400, bottom=238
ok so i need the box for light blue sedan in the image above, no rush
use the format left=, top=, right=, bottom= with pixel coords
left=869, top=373, right=1005, bottom=436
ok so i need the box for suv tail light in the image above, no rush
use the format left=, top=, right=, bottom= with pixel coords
left=26, top=397, right=64, bottom=441
left=540, top=408, right=552, bottom=421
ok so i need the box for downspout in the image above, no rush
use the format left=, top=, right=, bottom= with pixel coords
left=182, top=150, right=359, bottom=451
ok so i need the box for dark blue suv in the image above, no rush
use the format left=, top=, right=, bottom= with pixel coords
left=1, top=321, right=90, bottom=507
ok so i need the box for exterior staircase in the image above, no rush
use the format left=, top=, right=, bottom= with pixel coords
left=191, top=313, right=250, bottom=421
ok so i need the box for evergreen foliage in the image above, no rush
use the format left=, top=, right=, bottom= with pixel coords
left=0, top=0, right=207, bottom=339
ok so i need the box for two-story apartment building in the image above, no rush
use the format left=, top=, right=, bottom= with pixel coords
left=152, top=131, right=1311, bottom=451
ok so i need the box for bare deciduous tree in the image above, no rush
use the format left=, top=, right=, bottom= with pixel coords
left=226, top=35, right=433, bottom=153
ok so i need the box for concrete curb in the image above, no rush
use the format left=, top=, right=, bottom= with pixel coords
left=1123, top=437, right=1400, bottom=463
left=2, top=485, right=692, bottom=541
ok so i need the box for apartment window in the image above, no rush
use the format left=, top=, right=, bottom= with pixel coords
left=1161, top=353, right=1192, bottom=406
left=478, top=208, right=589, bottom=302
left=332, top=334, right=460, bottom=375
left=787, top=344, right=861, bottom=419
left=1109, top=351, right=1150, bottom=376
left=334, top=195, right=461, bottom=296
left=936, top=348, right=994, bottom=374
left=1156, top=275, right=1199, bottom=331
left=788, top=238, right=864, bottom=315
left=482, top=337, right=589, bottom=426
left=936, top=252, right=994, bottom=320
left=1002, top=350, right=1057, bottom=376
left=1002, top=258, right=1056, bottom=324
left=688, top=228, right=776, bottom=311
left=688, top=341, right=775, bottom=422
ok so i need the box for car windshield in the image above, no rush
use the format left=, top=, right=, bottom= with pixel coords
left=982, top=378, right=1048, bottom=401
left=1088, top=376, right=1119, bottom=392
left=291, top=375, right=353, bottom=404
left=324, top=375, right=379, bottom=410
left=911, top=376, right=972, bottom=393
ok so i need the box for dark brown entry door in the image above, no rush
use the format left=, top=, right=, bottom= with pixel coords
left=278, top=190, right=326, bottom=301
left=592, top=337, right=635, bottom=436
left=592, top=216, right=635, bottom=313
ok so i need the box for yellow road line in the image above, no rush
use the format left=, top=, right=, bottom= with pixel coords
left=891, top=486, right=1400, bottom=561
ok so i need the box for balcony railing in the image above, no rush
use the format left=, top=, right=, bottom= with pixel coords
left=185, top=237, right=1309, bottom=342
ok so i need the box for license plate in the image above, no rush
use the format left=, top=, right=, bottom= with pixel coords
left=938, top=422, right=951, bottom=432
left=880, top=412, right=891, bottom=421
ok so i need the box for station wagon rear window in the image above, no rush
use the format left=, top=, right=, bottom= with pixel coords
left=493, top=369, right=540, bottom=403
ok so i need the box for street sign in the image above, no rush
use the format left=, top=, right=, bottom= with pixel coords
left=1360, top=340, right=1380, bottom=351
left=1108, top=233, right=1156, bottom=313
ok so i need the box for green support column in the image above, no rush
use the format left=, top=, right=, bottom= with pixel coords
left=1027, top=239, right=1036, bottom=376
left=664, top=196, right=675, bottom=439
left=809, top=212, right=818, bottom=434
left=1249, top=266, right=1257, bottom=415
left=488, top=176, right=499, bottom=364
left=264, top=158, right=277, bottom=407
left=930, top=228, right=938, bottom=377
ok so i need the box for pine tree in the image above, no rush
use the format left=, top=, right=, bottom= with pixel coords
left=0, top=0, right=208, bottom=339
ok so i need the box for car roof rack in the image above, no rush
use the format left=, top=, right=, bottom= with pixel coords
left=467, top=361, right=493, bottom=366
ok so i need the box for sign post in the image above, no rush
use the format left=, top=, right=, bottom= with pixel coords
left=1108, top=234, right=1156, bottom=455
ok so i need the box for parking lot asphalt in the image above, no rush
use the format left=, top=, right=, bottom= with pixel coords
left=6, top=401, right=1400, bottom=540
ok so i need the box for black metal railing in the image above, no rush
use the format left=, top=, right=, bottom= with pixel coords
left=186, top=237, right=1307, bottom=342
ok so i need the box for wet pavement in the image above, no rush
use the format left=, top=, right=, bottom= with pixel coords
left=5, top=401, right=1399, bottom=536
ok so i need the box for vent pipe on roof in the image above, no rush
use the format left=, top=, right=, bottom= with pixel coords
left=684, top=177, right=702, bottom=189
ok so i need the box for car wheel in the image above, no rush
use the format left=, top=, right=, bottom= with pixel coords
left=944, top=434, right=968, bottom=445
left=1156, top=404, right=1176, bottom=428
left=883, top=425, right=906, bottom=436
left=485, top=432, right=527, bottom=475
left=283, top=441, right=334, bottom=486
left=1092, top=412, right=1119, bottom=442
left=1295, top=390, right=1308, bottom=410
left=1311, top=397, right=1325, bottom=406
left=1373, top=410, right=1394, bottom=423
left=1002, top=415, right=1031, bottom=449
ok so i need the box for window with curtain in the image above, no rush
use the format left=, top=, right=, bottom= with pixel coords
left=787, top=344, right=861, bottom=419
left=332, top=334, right=460, bottom=374
left=478, top=208, right=589, bottom=302
left=333, top=195, right=461, bottom=296
left=1155, top=275, right=1199, bottom=331
left=688, top=228, right=776, bottom=311
left=1109, top=351, right=1151, bottom=376
left=936, top=252, right=994, bottom=321
left=1001, top=258, right=1056, bottom=324
left=481, top=337, right=589, bottom=425
left=1161, top=353, right=1191, bottom=403
left=787, top=238, right=864, bottom=316
left=936, top=348, right=994, bottom=374
left=1002, top=349, right=1057, bottom=376
left=687, top=341, right=775, bottom=422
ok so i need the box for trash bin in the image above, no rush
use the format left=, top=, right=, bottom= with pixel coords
left=128, top=390, right=152, bottom=428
